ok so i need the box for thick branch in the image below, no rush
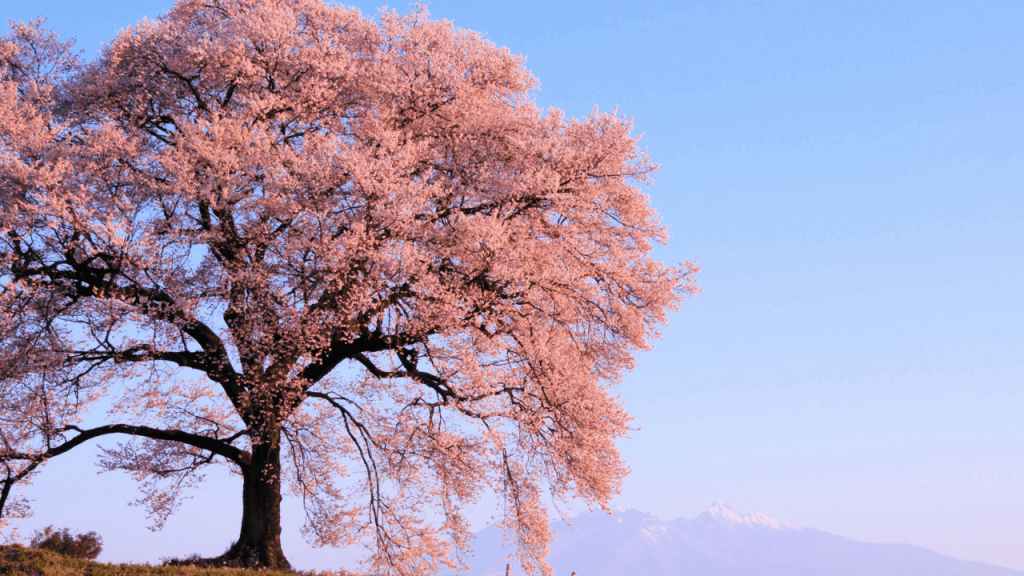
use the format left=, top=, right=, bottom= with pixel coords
left=1, top=424, right=251, bottom=470
left=0, top=467, right=21, bottom=521
left=298, top=332, right=424, bottom=385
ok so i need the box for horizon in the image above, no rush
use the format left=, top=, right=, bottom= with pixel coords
left=2, top=0, right=1022, bottom=573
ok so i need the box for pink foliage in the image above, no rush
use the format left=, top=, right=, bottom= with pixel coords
left=0, top=1, right=698, bottom=573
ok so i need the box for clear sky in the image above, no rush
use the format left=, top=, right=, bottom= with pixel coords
left=3, top=0, right=1023, bottom=572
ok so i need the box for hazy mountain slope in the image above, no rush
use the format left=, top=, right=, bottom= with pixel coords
left=457, top=503, right=1022, bottom=576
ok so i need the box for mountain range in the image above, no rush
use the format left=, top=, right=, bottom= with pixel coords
left=455, top=502, right=1022, bottom=576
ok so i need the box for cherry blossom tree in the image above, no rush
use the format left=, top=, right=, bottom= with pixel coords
left=0, top=0, right=697, bottom=572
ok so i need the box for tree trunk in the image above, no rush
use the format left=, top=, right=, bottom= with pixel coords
left=219, top=428, right=291, bottom=570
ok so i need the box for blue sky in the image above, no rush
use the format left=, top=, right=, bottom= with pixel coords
left=4, top=0, right=1024, bottom=571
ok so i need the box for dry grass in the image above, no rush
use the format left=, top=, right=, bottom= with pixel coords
left=0, top=545, right=366, bottom=576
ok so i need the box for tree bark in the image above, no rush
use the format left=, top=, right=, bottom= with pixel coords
left=218, top=427, right=291, bottom=570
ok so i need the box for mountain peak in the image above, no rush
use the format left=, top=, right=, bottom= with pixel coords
left=701, top=501, right=799, bottom=530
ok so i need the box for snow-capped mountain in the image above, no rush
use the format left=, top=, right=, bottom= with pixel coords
left=699, top=501, right=800, bottom=531
left=455, top=503, right=1022, bottom=576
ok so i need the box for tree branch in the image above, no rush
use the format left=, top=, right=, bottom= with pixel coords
left=1, top=424, right=251, bottom=470
left=298, top=332, right=423, bottom=385
left=8, top=258, right=244, bottom=403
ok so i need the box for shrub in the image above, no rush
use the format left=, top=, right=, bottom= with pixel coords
left=29, top=525, right=103, bottom=560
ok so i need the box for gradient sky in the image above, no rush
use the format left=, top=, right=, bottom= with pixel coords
left=3, top=0, right=1023, bottom=572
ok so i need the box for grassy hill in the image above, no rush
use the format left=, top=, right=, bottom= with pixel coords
left=0, top=545, right=357, bottom=576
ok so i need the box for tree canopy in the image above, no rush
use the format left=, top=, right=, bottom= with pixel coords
left=0, top=1, right=698, bottom=573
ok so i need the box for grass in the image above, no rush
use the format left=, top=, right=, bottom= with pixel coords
left=0, top=545, right=361, bottom=576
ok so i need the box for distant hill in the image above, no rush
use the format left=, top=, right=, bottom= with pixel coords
left=456, top=502, right=1023, bottom=576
